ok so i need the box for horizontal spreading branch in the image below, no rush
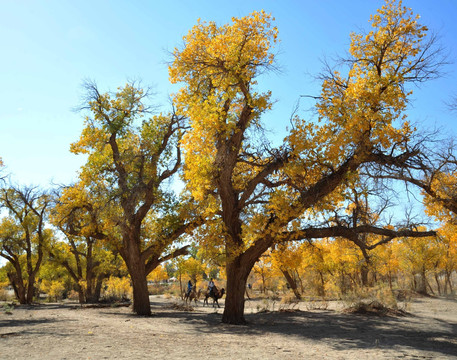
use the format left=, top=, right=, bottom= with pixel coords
left=145, top=245, right=190, bottom=275
left=284, top=224, right=435, bottom=245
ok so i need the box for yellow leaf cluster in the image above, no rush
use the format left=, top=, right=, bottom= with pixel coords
left=169, top=11, right=277, bottom=202
left=307, top=0, right=425, bottom=165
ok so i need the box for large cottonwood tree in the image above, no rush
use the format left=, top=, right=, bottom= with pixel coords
left=171, top=0, right=442, bottom=324
left=71, top=82, right=200, bottom=315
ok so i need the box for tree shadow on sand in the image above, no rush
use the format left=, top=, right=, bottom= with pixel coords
left=154, top=305, right=457, bottom=358
left=0, top=317, right=76, bottom=338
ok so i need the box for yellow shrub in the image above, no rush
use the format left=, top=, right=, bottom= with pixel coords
left=41, top=280, right=65, bottom=301
left=103, top=276, right=132, bottom=301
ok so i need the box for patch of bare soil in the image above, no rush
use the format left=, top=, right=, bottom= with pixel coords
left=1, top=295, right=457, bottom=359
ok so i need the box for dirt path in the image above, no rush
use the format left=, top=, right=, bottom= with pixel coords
left=1, top=295, right=456, bottom=359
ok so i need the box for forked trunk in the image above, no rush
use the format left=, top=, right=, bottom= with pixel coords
left=222, top=259, right=249, bottom=325
left=18, top=286, right=27, bottom=304
left=9, top=272, right=27, bottom=304
left=84, top=276, right=97, bottom=303
left=86, top=274, right=104, bottom=303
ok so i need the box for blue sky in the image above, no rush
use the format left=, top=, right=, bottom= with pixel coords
left=1, top=0, right=456, bottom=188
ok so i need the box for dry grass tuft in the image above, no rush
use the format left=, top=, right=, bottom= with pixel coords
left=168, top=302, right=194, bottom=312
left=305, top=299, right=329, bottom=311
left=343, top=300, right=407, bottom=317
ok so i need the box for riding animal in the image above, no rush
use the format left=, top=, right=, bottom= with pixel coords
left=184, top=287, right=201, bottom=305
left=203, top=287, right=225, bottom=308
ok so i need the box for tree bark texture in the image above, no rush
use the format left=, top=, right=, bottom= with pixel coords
left=222, top=259, right=249, bottom=324
left=122, top=237, right=151, bottom=316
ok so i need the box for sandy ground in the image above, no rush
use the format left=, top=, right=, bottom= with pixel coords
left=1, top=295, right=457, bottom=359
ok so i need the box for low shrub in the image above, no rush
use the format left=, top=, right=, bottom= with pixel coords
left=341, top=285, right=409, bottom=316
left=342, top=285, right=398, bottom=309
left=102, top=276, right=132, bottom=302
left=279, top=293, right=300, bottom=311
left=67, top=290, right=80, bottom=301
left=40, top=280, right=65, bottom=302
left=0, top=288, right=12, bottom=301
left=343, top=300, right=407, bottom=316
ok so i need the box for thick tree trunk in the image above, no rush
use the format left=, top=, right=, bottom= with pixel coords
left=120, top=228, right=151, bottom=315
left=281, top=269, right=301, bottom=300
left=222, top=259, right=249, bottom=325
left=123, top=243, right=150, bottom=315
left=17, top=286, right=26, bottom=304
left=129, top=265, right=150, bottom=315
